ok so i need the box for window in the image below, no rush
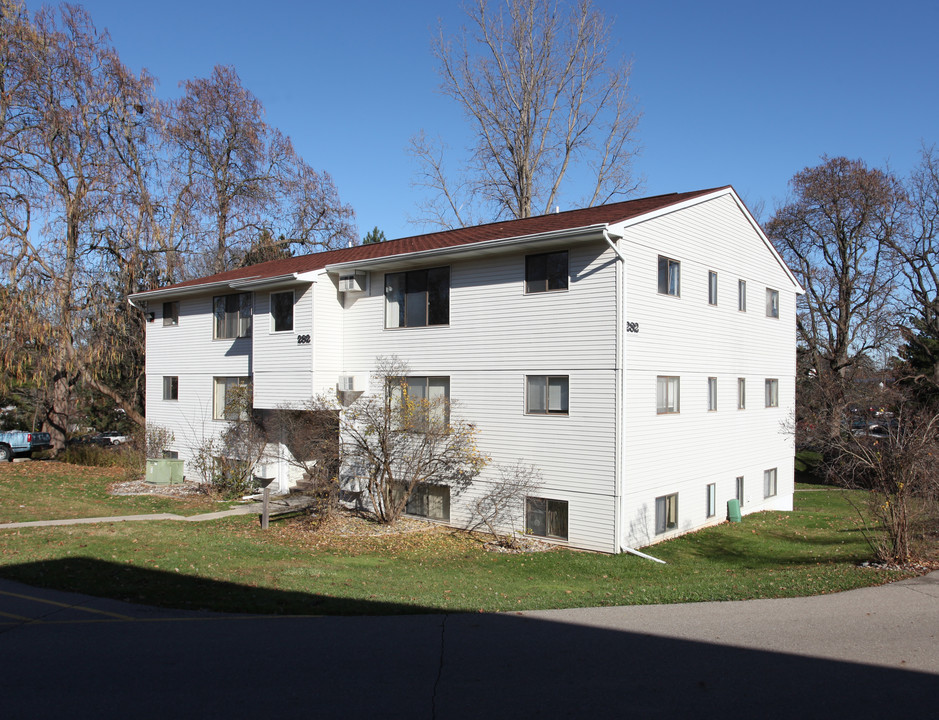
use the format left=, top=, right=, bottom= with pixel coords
left=738, top=378, right=746, bottom=409
left=162, top=450, right=179, bottom=459
left=526, top=251, right=568, bottom=293
left=162, top=376, right=178, bottom=401
left=213, top=292, right=252, bottom=339
left=708, top=271, right=718, bottom=305
left=764, top=468, right=778, bottom=498
left=213, top=376, right=251, bottom=420
left=766, top=288, right=779, bottom=318
left=384, top=267, right=449, bottom=328
left=707, top=377, right=718, bottom=411
left=765, top=379, right=779, bottom=407
left=270, top=291, right=294, bottom=332
left=736, top=476, right=745, bottom=505
left=163, top=301, right=179, bottom=327
left=526, top=376, right=569, bottom=415
left=526, top=497, right=569, bottom=540
left=656, top=376, right=680, bottom=414
left=707, top=483, right=716, bottom=518
left=388, top=376, right=450, bottom=430
left=405, top=484, right=450, bottom=522
left=655, top=493, right=678, bottom=534
left=657, top=256, right=680, bottom=296
left=738, top=280, right=747, bottom=311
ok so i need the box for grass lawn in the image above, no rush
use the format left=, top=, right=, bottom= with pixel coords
left=0, top=463, right=926, bottom=615
left=0, top=460, right=235, bottom=522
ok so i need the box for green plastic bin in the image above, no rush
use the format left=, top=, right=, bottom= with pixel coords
left=727, top=498, right=742, bottom=523
left=146, top=458, right=185, bottom=485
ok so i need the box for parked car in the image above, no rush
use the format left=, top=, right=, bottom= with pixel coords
left=92, top=431, right=131, bottom=446
left=0, top=430, right=53, bottom=461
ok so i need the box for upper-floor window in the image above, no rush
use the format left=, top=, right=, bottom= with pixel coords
left=385, top=267, right=449, bottom=328
left=738, top=280, right=747, bottom=311
left=213, top=292, right=252, bottom=339
left=270, top=291, right=294, bottom=333
left=656, top=376, right=680, bottom=414
left=526, top=375, right=569, bottom=415
left=525, top=251, right=568, bottom=293
left=163, top=301, right=179, bottom=327
left=766, top=288, right=779, bottom=318
left=765, top=378, right=779, bottom=407
left=658, top=256, right=680, bottom=296
left=708, top=271, right=718, bottom=305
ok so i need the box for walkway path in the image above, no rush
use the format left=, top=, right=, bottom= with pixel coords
left=0, top=503, right=262, bottom=529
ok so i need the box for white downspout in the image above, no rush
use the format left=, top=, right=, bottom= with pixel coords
left=621, top=544, right=667, bottom=564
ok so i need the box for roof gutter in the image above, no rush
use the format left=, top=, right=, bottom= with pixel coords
left=128, top=272, right=314, bottom=308
left=325, top=223, right=610, bottom=273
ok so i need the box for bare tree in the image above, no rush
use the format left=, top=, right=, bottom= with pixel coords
left=167, top=65, right=356, bottom=275
left=411, top=0, right=640, bottom=228
left=767, top=156, right=905, bottom=436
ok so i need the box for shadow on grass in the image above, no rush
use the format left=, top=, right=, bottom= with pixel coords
left=0, top=556, right=430, bottom=615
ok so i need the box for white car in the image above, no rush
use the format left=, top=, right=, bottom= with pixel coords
left=94, top=431, right=131, bottom=446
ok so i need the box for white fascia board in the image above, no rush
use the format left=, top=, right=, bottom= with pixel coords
left=609, top=187, right=805, bottom=294
left=228, top=272, right=317, bottom=290
left=128, top=272, right=320, bottom=308
left=324, top=223, right=609, bottom=273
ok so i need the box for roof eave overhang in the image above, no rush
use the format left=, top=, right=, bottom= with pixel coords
left=324, top=223, right=610, bottom=273
left=128, top=271, right=318, bottom=308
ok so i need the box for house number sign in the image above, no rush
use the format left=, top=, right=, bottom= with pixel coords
left=297, top=335, right=311, bottom=344
left=626, top=322, right=640, bottom=333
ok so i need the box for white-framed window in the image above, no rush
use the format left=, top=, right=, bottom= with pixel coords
left=765, top=379, right=779, bottom=407
left=270, top=290, right=294, bottom=333
left=213, top=292, right=252, bottom=339
left=707, top=483, right=716, bottom=518
left=657, top=255, right=680, bottom=296
left=707, top=377, right=718, bottom=411
left=655, top=493, right=678, bottom=534
left=764, top=468, right=778, bottom=498
left=384, top=267, right=449, bottom=328
left=736, top=476, right=745, bottom=505
left=526, top=375, right=569, bottom=415
left=708, top=271, right=718, bottom=305
left=766, top=288, right=779, bottom=318
left=738, top=378, right=746, bottom=409
left=526, top=251, right=568, bottom=293
left=163, top=301, right=179, bottom=327
left=388, top=376, right=450, bottom=430
left=213, top=376, right=251, bottom=420
left=405, top=484, right=450, bottom=522
left=656, top=376, right=680, bottom=414
left=738, top=280, right=747, bottom=312
left=526, top=497, right=569, bottom=540
left=162, top=376, right=178, bottom=401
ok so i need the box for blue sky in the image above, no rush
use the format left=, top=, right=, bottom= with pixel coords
left=23, top=0, right=939, bottom=240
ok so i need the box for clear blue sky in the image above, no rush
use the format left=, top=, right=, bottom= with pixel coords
left=23, top=0, right=939, bottom=240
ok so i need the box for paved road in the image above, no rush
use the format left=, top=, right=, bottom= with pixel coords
left=1, top=571, right=936, bottom=718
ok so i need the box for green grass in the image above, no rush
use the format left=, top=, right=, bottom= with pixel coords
left=0, top=467, right=923, bottom=615
left=0, top=460, right=235, bottom=522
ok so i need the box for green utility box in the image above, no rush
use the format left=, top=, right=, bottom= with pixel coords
left=145, top=458, right=185, bottom=485
left=727, top=498, right=742, bottom=523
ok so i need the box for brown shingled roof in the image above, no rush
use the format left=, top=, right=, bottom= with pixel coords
left=146, top=188, right=728, bottom=293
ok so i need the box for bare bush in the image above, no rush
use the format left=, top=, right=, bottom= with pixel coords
left=468, top=461, right=542, bottom=548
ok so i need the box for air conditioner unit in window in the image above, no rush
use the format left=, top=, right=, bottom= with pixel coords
left=338, top=271, right=367, bottom=293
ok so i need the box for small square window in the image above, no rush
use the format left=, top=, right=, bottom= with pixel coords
left=707, top=377, right=717, bottom=411
left=163, top=301, right=179, bottom=327
left=656, top=376, right=680, bottom=414
left=162, top=376, right=178, bottom=401
left=526, top=376, right=569, bottom=415
left=270, top=291, right=294, bottom=333
left=766, top=288, right=779, bottom=318
left=764, top=468, right=778, bottom=498
left=765, top=379, right=779, bottom=408
left=655, top=493, right=678, bottom=534
left=737, top=378, right=746, bottom=409
left=708, top=271, right=718, bottom=305
left=707, top=483, right=716, bottom=518
left=657, top=256, right=680, bottom=296
left=738, top=280, right=747, bottom=312
left=526, top=497, right=569, bottom=540
left=525, top=251, right=568, bottom=293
